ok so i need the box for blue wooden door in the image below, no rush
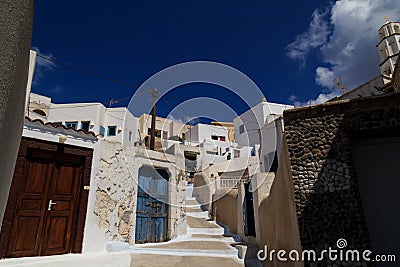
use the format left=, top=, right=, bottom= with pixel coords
left=135, top=168, right=168, bottom=243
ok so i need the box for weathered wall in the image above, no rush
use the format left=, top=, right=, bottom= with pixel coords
left=0, top=0, right=34, bottom=229
left=83, top=141, right=187, bottom=252
left=213, top=188, right=238, bottom=234
left=283, top=92, right=400, bottom=265
left=255, top=138, right=302, bottom=267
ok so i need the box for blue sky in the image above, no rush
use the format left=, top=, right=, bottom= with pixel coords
left=31, top=0, right=400, bottom=121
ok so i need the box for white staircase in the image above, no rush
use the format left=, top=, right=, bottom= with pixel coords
left=128, top=184, right=245, bottom=265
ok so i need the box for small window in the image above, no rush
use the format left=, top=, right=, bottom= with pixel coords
left=234, top=149, right=240, bottom=158
left=220, top=136, right=226, bottom=141
left=211, top=135, right=218, bottom=140
left=99, top=126, right=105, bottom=136
left=163, top=131, right=168, bottom=140
left=65, top=121, right=78, bottom=129
left=53, top=122, right=62, bottom=126
left=32, top=109, right=47, bottom=117
left=81, top=121, right=90, bottom=132
left=108, top=126, right=117, bottom=136
left=239, top=124, right=245, bottom=134
left=129, top=131, right=132, bottom=142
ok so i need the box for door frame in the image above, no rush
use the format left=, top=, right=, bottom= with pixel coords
left=0, top=137, right=93, bottom=258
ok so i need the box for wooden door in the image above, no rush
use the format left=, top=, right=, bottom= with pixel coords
left=135, top=167, right=168, bottom=243
left=5, top=150, right=83, bottom=257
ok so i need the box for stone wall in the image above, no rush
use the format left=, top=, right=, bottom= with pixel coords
left=283, top=92, right=400, bottom=266
left=83, top=141, right=187, bottom=252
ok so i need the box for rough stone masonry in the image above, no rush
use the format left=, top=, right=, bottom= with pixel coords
left=283, top=92, right=400, bottom=266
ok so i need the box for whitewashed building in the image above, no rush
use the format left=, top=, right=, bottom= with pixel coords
left=234, top=98, right=293, bottom=148
left=27, top=93, right=140, bottom=145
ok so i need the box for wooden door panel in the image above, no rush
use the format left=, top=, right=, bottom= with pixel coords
left=12, top=216, right=40, bottom=255
left=43, top=216, right=68, bottom=253
left=135, top=171, right=168, bottom=243
left=54, top=164, right=75, bottom=196
left=41, top=160, right=81, bottom=255
left=6, top=157, right=52, bottom=257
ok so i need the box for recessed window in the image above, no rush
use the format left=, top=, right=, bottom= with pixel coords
left=53, top=122, right=62, bottom=126
left=32, top=109, right=47, bottom=117
left=81, top=121, right=90, bottom=132
left=163, top=131, right=168, bottom=140
left=129, top=131, right=132, bottom=142
left=239, top=124, right=245, bottom=134
left=108, top=126, right=117, bottom=136
left=220, top=136, right=226, bottom=141
left=99, top=126, right=105, bottom=136
left=211, top=135, right=218, bottom=140
left=65, top=121, right=78, bottom=129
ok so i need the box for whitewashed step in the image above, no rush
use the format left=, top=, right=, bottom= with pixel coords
left=186, top=211, right=209, bottom=219
left=129, top=247, right=239, bottom=258
left=187, top=226, right=225, bottom=235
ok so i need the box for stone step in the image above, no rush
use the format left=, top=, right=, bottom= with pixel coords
left=186, top=210, right=209, bottom=219
left=130, top=254, right=244, bottom=267
left=129, top=247, right=239, bottom=258
left=188, top=234, right=236, bottom=243
left=187, top=227, right=225, bottom=235
left=186, top=216, right=224, bottom=235
left=129, top=240, right=238, bottom=258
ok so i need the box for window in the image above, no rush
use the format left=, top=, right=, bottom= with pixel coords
left=99, top=126, right=105, bottom=136
left=129, top=131, right=132, bottom=142
left=163, top=131, right=168, bottom=140
left=108, top=126, right=117, bottom=136
left=65, top=121, right=78, bottom=129
left=211, top=135, right=218, bottom=140
left=239, top=124, right=245, bottom=134
left=81, top=121, right=90, bottom=132
left=32, top=109, right=47, bottom=117
left=53, top=122, right=62, bottom=126
left=234, top=149, right=240, bottom=158
left=220, top=136, right=226, bottom=141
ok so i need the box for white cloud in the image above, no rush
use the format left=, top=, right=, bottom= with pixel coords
left=31, top=46, right=56, bottom=85
left=166, top=114, right=184, bottom=124
left=288, top=0, right=400, bottom=105
left=286, top=8, right=331, bottom=67
left=315, top=67, right=336, bottom=88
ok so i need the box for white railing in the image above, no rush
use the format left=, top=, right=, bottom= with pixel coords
left=219, top=178, right=241, bottom=188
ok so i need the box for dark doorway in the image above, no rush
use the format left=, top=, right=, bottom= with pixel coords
left=352, top=137, right=400, bottom=265
left=135, top=167, right=169, bottom=243
left=243, top=182, right=256, bottom=237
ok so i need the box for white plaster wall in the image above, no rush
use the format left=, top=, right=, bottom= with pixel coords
left=234, top=102, right=293, bottom=147
left=82, top=141, right=187, bottom=252
left=24, top=50, right=36, bottom=114
left=47, top=103, right=106, bottom=133
left=123, top=111, right=139, bottom=144
left=104, top=108, right=125, bottom=142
